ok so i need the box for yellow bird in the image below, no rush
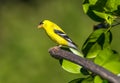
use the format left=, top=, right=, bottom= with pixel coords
left=38, top=20, right=83, bottom=73
left=38, top=20, right=78, bottom=49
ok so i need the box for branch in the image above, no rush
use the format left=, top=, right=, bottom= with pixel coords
left=48, top=46, right=120, bottom=83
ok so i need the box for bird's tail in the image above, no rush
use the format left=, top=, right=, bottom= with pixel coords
left=69, top=47, right=83, bottom=57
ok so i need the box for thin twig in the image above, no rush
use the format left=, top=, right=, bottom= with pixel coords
left=49, top=46, right=120, bottom=83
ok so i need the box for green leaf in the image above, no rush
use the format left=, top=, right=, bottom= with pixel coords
left=94, top=48, right=113, bottom=66
left=60, top=47, right=84, bottom=73
left=94, top=76, right=108, bottom=83
left=83, top=0, right=120, bottom=23
left=105, top=0, right=120, bottom=12
left=95, top=48, right=120, bottom=74
left=69, top=76, right=94, bottom=83
left=103, top=54, right=120, bottom=74
left=61, top=60, right=82, bottom=73
left=94, top=76, right=103, bottom=83
left=93, top=10, right=114, bottom=24
left=82, top=29, right=112, bottom=58
left=83, top=0, right=107, bottom=22
left=81, top=76, right=94, bottom=83
left=104, top=60, right=120, bottom=74
left=69, top=78, right=85, bottom=83
left=69, top=75, right=109, bottom=83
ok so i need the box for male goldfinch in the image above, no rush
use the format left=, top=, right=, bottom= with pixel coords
left=38, top=20, right=84, bottom=73
left=38, top=20, right=77, bottom=49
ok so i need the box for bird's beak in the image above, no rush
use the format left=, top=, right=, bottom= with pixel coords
left=38, top=24, right=43, bottom=29
left=38, top=21, right=43, bottom=29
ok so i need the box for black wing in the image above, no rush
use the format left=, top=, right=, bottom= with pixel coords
left=54, top=29, right=77, bottom=47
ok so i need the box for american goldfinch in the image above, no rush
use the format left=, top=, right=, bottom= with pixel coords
left=38, top=20, right=78, bottom=49
left=38, top=20, right=84, bottom=73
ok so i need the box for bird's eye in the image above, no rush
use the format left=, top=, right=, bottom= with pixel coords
left=39, top=21, right=44, bottom=25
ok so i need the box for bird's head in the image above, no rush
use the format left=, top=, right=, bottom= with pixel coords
left=38, top=20, right=53, bottom=29
left=38, top=20, right=44, bottom=29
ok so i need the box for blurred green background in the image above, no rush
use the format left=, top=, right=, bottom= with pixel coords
left=0, top=0, right=120, bottom=83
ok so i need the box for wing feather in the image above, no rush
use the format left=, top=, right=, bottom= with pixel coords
left=54, top=29, right=77, bottom=48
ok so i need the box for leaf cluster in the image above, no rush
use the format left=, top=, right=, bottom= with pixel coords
left=60, top=0, right=120, bottom=83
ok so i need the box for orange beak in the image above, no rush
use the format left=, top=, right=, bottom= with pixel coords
left=38, top=21, right=43, bottom=29
left=38, top=24, right=43, bottom=29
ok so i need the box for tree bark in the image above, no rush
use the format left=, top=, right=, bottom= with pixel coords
left=49, top=46, right=120, bottom=83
